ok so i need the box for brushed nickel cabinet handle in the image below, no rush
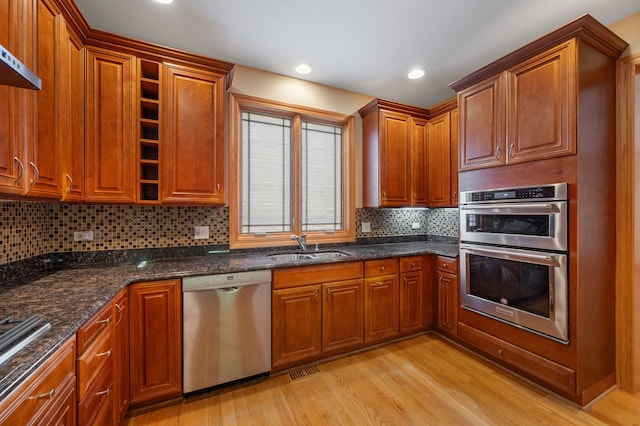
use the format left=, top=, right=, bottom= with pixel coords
left=97, top=316, right=112, bottom=326
left=29, top=162, right=40, bottom=185
left=96, top=387, right=112, bottom=396
left=65, top=173, right=73, bottom=193
left=97, top=349, right=112, bottom=358
left=314, top=289, right=318, bottom=304
left=509, top=143, right=515, bottom=158
left=382, top=191, right=387, bottom=200
left=403, top=277, right=408, bottom=288
left=14, top=157, right=24, bottom=185
left=34, top=389, right=55, bottom=400
left=115, top=303, right=124, bottom=325
left=495, top=145, right=502, bottom=160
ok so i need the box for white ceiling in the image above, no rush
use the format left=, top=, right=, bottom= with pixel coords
left=72, top=0, right=640, bottom=109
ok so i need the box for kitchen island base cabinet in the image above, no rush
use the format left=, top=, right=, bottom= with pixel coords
left=129, top=279, right=182, bottom=408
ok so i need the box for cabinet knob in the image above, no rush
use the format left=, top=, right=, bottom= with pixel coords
left=380, top=266, right=385, bottom=271
left=498, top=348, right=503, bottom=355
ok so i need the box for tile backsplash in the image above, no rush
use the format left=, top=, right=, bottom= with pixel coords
left=0, top=202, right=459, bottom=265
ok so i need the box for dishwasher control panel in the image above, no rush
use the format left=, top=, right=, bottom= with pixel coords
left=182, top=270, right=272, bottom=291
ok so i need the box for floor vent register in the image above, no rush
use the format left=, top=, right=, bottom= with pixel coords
left=289, top=365, right=321, bottom=382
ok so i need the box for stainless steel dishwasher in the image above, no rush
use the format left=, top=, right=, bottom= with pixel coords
left=182, top=270, right=271, bottom=394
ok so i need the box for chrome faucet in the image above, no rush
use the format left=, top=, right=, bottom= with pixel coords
left=290, top=233, right=307, bottom=251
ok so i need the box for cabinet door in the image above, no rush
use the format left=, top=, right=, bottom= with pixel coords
left=427, top=112, right=451, bottom=207
left=379, top=110, right=412, bottom=206
left=400, top=271, right=423, bottom=333
left=449, top=109, right=459, bottom=206
left=272, top=285, right=322, bottom=369
left=85, top=47, right=136, bottom=202
left=26, top=0, right=62, bottom=198
left=129, top=280, right=182, bottom=407
left=0, top=1, right=25, bottom=194
left=322, top=279, right=364, bottom=353
left=458, top=73, right=505, bottom=171
left=161, top=64, right=225, bottom=204
left=507, top=40, right=576, bottom=163
left=364, top=275, right=399, bottom=343
left=59, top=22, right=85, bottom=201
left=410, top=117, right=428, bottom=206
left=437, top=271, right=458, bottom=336
left=113, top=288, right=129, bottom=424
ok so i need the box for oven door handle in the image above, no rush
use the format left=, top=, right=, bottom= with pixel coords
left=460, top=203, right=560, bottom=214
left=460, top=245, right=562, bottom=267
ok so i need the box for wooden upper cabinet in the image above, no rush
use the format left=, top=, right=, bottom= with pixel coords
left=59, top=21, right=85, bottom=202
left=507, top=40, right=576, bottom=163
left=0, top=0, right=26, bottom=195
left=427, top=111, right=451, bottom=207
left=26, top=0, right=63, bottom=199
left=360, top=99, right=429, bottom=207
left=458, top=73, right=506, bottom=171
left=450, top=109, right=459, bottom=205
left=411, top=117, right=429, bottom=206
left=161, top=63, right=225, bottom=205
left=457, top=40, right=577, bottom=171
left=85, top=47, right=137, bottom=202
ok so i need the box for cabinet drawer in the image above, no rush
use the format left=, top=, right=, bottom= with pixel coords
left=77, top=301, right=113, bottom=353
left=273, top=262, right=363, bottom=289
left=77, top=362, right=113, bottom=426
left=0, top=338, right=75, bottom=426
left=400, top=256, right=422, bottom=273
left=364, top=258, right=398, bottom=277
left=77, top=325, right=113, bottom=400
left=458, top=323, right=576, bottom=395
left=437, top=256, right=457, bottom=273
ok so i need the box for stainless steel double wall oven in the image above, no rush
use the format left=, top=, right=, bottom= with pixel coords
left=459, top=183, right=569, bottom=343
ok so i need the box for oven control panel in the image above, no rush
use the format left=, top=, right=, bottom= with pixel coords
left=462, top=183, right=567, bottom=203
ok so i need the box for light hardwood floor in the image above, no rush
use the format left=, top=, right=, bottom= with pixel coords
left=125, top=333, right=640, bottom=425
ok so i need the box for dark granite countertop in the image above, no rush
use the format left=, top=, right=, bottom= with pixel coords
left=0, top=240, right=457, bottom=402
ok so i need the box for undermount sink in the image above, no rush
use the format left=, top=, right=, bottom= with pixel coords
left=267, top=250, right=352, bottom=262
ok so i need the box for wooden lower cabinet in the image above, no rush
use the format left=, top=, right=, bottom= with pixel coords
left=322, top=279, right=364, bottom=353
left=272, top=284, right=322, bottom=369
left=129, top=279, right=182, bottom=407
left=436, top=256, right=458, bottom=337
left=364, top=259, right=399, bottom=343
left=0, top=338, right=76, bottom=426
left=399, top=256, right=425, bottom=333
left=76, top=302, right=114, bottom=426
left=113, top=287, right=129, bottom=424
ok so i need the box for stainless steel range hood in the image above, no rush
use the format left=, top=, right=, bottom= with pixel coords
left=0, top=44, right=41, bottom=90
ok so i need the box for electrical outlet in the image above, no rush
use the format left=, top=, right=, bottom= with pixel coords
left=361, top=222, right=371, bottom=233
left=194, top=225, right=210, bottom=240
left=73, top=231, right=94, bottom=241
left=412, top=222, right=421, bottom=229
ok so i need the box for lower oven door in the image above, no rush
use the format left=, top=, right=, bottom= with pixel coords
left=459, top=243, right=568, bottom=343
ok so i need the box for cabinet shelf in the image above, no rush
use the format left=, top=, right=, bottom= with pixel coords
left=137, top=58, right=161, bottom=202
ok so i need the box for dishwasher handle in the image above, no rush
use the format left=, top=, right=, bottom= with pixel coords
left=216, top=286, right=241, bottom=294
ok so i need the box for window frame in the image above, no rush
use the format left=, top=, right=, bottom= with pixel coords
left=228, top=93, right=356, bottom=249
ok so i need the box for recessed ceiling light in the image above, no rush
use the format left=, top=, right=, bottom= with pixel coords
left=295, top=64, right=312, bottom=75
left=408, top=69, right=426, bottom=79
left=153, top=0, right=174, bottom=4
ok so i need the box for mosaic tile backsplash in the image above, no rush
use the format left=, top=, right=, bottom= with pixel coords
left=0, top=202, right=459, bottom=265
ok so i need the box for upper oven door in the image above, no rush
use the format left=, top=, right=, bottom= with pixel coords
left=460, top=201, right=567, bottom=251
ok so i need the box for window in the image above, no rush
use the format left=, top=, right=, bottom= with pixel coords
left=229, top=94, right=355, bottom=249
